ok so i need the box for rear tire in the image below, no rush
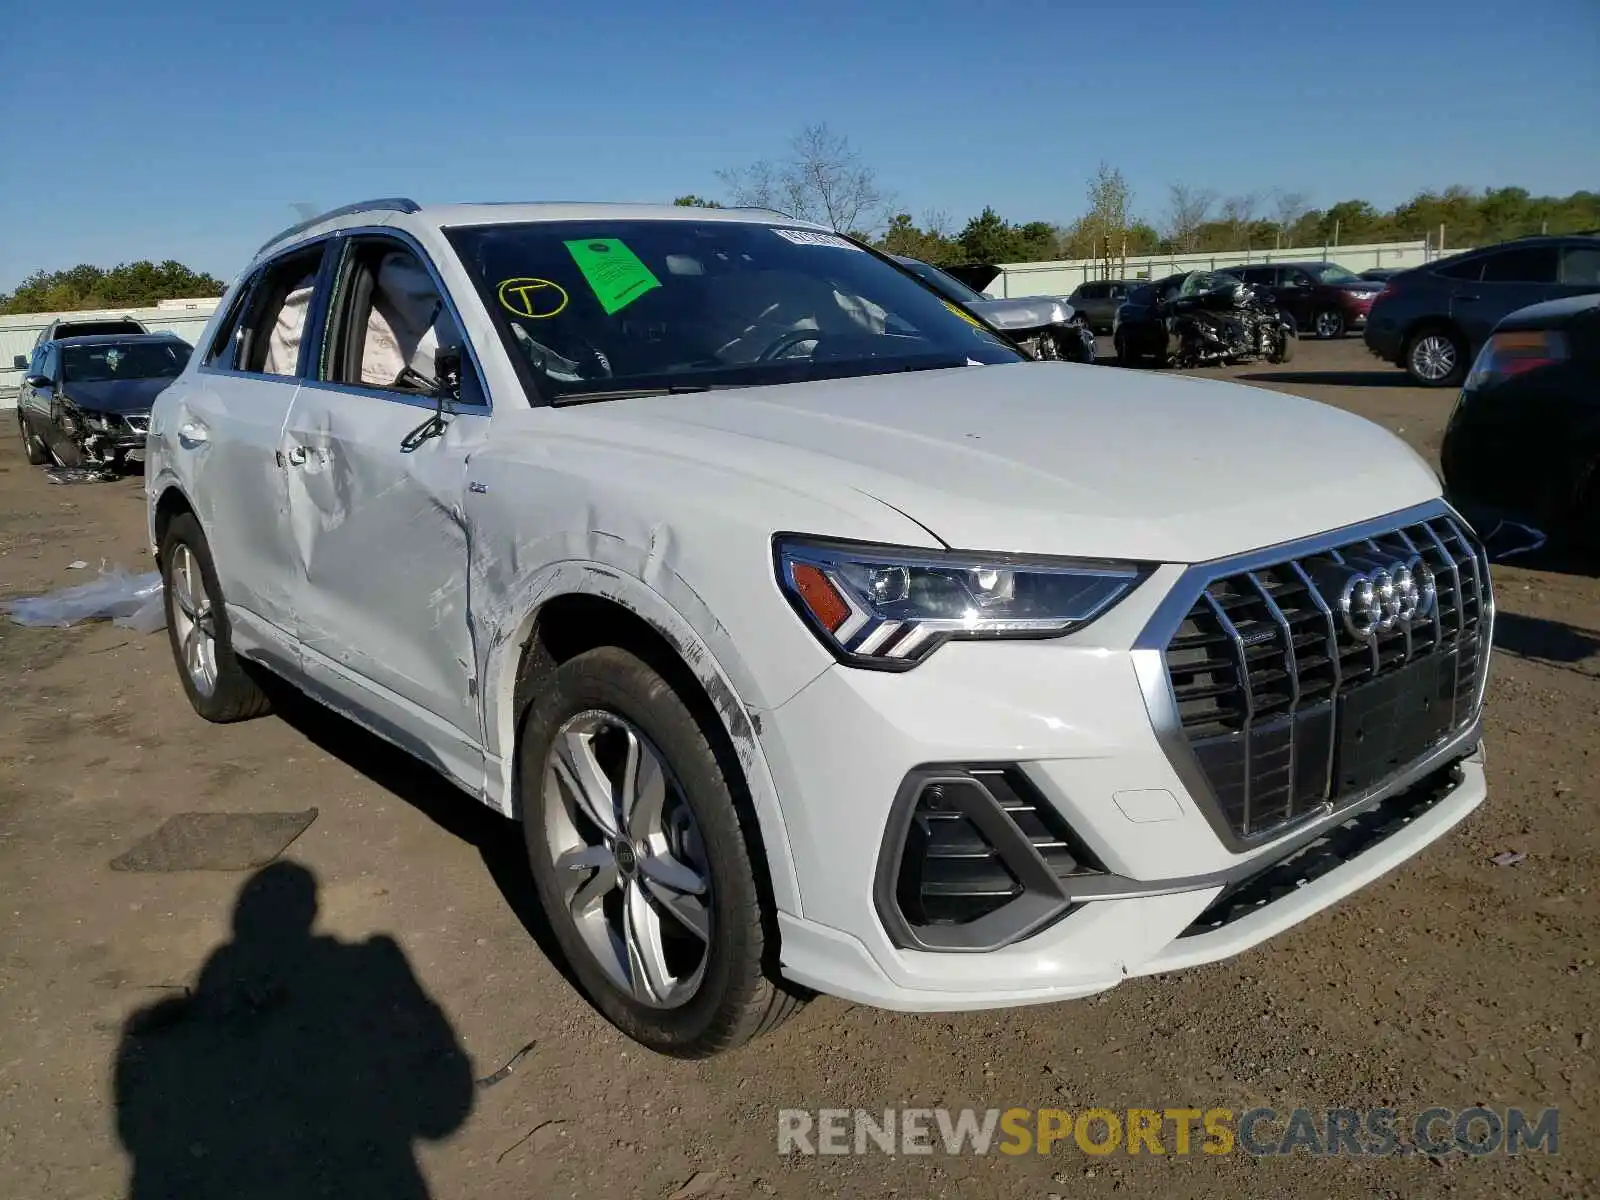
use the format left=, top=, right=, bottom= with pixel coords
left=1404, top=325, right=1467, bottom=388
left=160, top=513, right=272, bottom=722
left=18, top=415, right=49, bottom=466
left=518, top=646, right=806, bottom=1057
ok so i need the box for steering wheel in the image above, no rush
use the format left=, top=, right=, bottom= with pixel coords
left=756, top=328, right=826, bottom=362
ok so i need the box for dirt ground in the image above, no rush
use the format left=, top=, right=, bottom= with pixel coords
left=1, top=338, right=1595, bottom=1200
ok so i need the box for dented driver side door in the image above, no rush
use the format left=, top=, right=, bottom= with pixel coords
left=279, top=234, right=491, bottom=790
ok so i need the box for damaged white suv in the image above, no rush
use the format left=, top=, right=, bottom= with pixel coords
left=147, top=200, right=1492, bottom=1057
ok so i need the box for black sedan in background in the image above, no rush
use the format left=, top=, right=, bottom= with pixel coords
left=1441, top=293, right=1600, bottom=550
left=15, top=334, right=192, bottom=472
left=1112, top=271, right=1250, bottom=365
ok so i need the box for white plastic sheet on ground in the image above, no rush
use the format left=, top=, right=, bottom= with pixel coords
left=5, top=566, right=166, bottom=633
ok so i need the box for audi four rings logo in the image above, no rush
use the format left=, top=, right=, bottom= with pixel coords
left=1338, top=557, right=1437, bottom=641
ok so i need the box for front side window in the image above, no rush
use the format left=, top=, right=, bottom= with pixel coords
left=446, top=220, right=1021, bottom=402
left=1480, top=246, right=1559, bottom=284
left=61, top=340, right=191, bottom=382
left=320, top=238, right=470, bottom=398
left=1560, top=245, right=1600, bottom=285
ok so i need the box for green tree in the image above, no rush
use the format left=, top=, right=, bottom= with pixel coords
left=672, top=195, right=722, bottom=208
left=877, top=213, right=960, bottom=263
left=0, top=260, right=225, bottom=314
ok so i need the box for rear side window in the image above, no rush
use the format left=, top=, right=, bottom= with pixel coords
left=204, top=277, right=257, bottom=368
left=235, top=246, right=327, bottom=377
left=1560, top=245, right=1600, bottom=286
left=1436, top=257, right=1484, bottom=281
left=1078, top=283, right=1106, bottom=299
left=1480, top=246, right=1559, bottom=284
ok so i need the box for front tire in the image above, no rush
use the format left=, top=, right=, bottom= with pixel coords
left=519, top=646, right=805, bottom=1057
left=1405, top=326, right=1467, bottom=387
left=18, top=415, right=49, bottom=465
left=160, top=513, right=272, bottom=722
left=1312, top=308, right=1345, bottom=339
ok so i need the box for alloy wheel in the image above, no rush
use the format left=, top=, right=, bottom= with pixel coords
left=543, top=710, right=713, bottom=1009
left=1315, top=310, right=1343, bottom=338
left=168, top=543, right=218, bottom=696
left=1410, top=334, right=1456, bottom=382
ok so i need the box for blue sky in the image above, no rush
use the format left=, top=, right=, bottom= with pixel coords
left=0, top=0, right=1594, bottom=290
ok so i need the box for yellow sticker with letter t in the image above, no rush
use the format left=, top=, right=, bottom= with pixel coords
left=943, top=299, right=985, bottom=328
left=497, top=277, right=568, bottom=319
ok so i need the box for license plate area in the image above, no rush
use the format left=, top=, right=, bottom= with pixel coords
left=1332, top=653, right=1458, bottom=797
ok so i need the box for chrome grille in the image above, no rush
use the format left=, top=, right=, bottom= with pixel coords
left=1164, top=512, right=1490, bottom=841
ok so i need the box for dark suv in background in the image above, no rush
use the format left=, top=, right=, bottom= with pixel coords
left=25, top=315, right=148, bottom=352
left=1065, top=279, right=1136, bottom=333
left=1364, top=234, right=1600, bottom=386
left=1226, top=262, right=1381, bottom=339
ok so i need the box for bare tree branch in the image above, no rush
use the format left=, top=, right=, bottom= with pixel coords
left=717, top=124, right=891, bottom=235
left=1163, top=184, right=1216, bottom=252
left=1271, top=189, right=1310, bottom=245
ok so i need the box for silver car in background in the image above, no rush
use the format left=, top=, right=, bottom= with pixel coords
left=894, top=256, right=1096, bottom=363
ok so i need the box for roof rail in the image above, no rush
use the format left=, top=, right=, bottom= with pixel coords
left=1507, top=228, right=1600, bottom=241
left=255, top=197, right=421, bottom=256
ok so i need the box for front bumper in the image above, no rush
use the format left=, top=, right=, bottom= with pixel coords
left=760, top=503, right=1491, bottom=1011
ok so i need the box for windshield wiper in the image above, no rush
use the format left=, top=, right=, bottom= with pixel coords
left=553, top=384, right=715, bottom=405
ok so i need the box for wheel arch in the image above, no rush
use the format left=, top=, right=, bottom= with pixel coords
left=152, top=483, right=198, bottom=567
left=483, top=563, right=803, bottom=918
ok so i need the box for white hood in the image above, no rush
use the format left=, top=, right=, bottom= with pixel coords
left=567, top=361, right=1442, bottom=564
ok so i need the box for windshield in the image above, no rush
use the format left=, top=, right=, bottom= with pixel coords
left=61, top=340, right=191, bottom=382
left=896, top=257, right=991, bottom=307
left=1178, top=271, right=1241, bottom=297
left=1307, top=263, right=1361, bottom=284
left=446, top=220, right=1022, bottom=401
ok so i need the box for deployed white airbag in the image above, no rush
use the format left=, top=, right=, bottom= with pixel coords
left=263, top=278, right=314, bottom=376
left=362, top=253, right=459, bottom=387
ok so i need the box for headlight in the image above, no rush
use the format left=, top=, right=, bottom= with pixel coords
left=775, top=537, right=1145, bottom=669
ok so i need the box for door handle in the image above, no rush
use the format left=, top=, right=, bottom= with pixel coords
left=1455, top=294, right=1480, bottom=302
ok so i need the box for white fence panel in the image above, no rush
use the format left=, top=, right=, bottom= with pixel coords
left=987, top=240, right=1440, bottom=297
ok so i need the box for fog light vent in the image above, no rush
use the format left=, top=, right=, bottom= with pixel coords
left=896, top=781, right=1021, bottom=926
left=877, top=766, right=1104, bottom=952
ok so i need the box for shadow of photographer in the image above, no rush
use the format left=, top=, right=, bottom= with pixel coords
left=114, top=861, right=473, bottom=1199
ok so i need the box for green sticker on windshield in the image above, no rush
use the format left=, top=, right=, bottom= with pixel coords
left=563, top=238, right=661, bottom=314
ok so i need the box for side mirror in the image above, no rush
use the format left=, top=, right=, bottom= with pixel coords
left=434, top=344, right=463, bottom=404
left=13, top=355, right=27, bottom=371
left=23, top=374, right=51, bottom=390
